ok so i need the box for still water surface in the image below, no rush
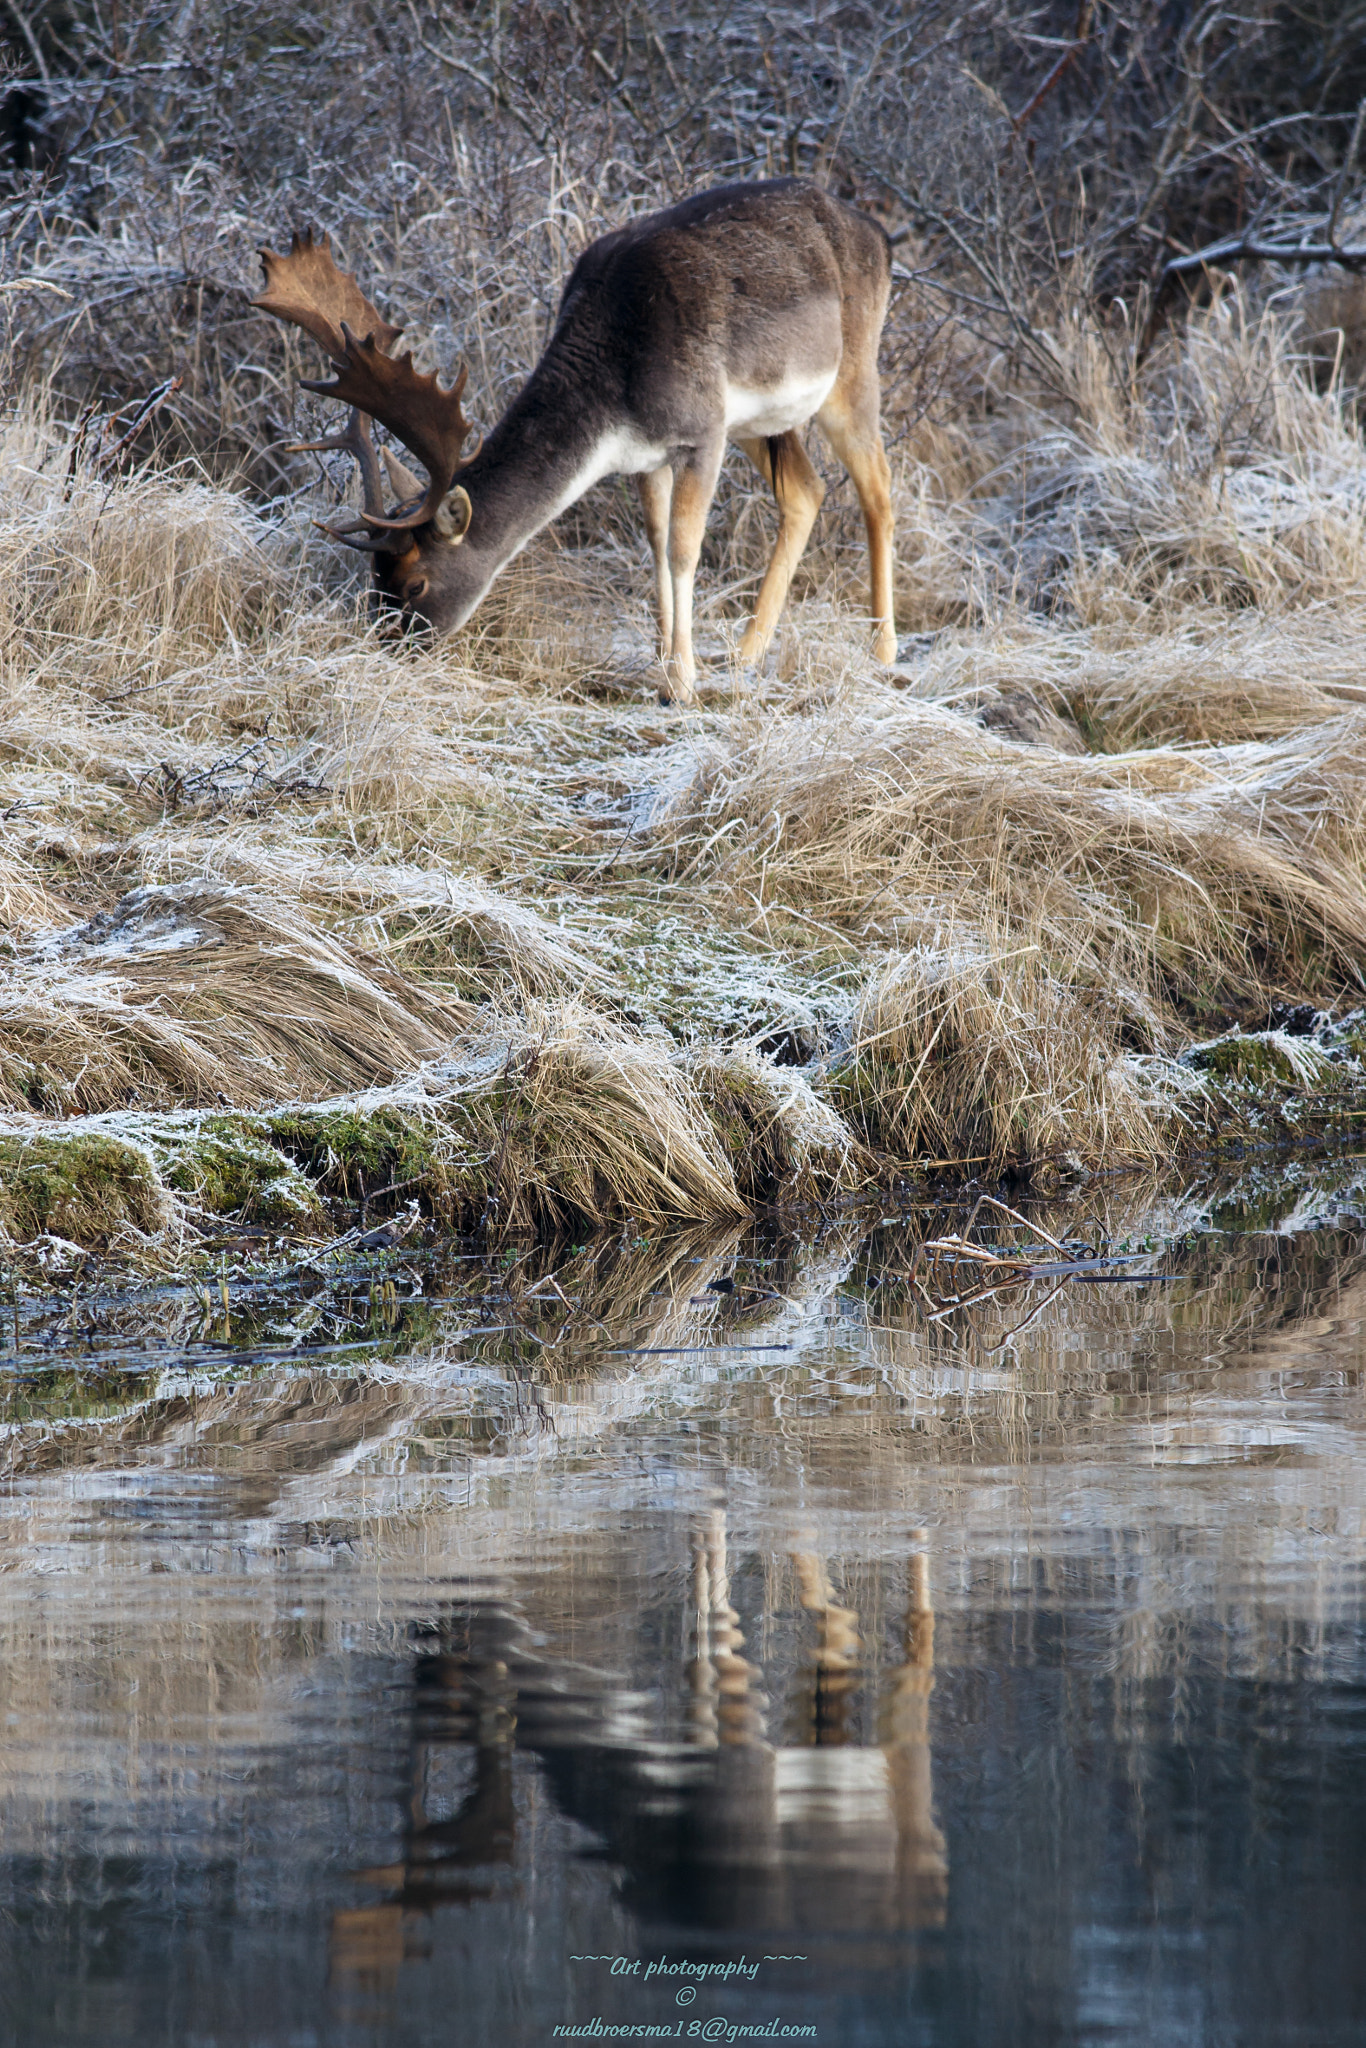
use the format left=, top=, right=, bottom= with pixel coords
left=2, top=1162, right=1364, bottom=2047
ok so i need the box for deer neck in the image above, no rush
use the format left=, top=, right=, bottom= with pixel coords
left=454, top=357, right=648, bottom=578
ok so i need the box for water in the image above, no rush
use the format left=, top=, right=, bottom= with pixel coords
left=2, top=1162, right=1364, bottom=2048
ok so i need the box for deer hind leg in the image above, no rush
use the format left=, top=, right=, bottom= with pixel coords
left=635, top=464, right=674, bottom=660
left=735, top=430, right=825, bottom=669
left=662, top=440, right=725, bottom=705
left=817, top=380, right=897, bottom=664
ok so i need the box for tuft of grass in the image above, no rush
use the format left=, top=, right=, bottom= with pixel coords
left=443, top=1008, right=747, bottom=1235
left=688, top=1046, right=864, bottom=1201
left=828, top=938, right=1158, bottom=1173
left=0, top=882, right=472, bottom=1113
left=0, top=1131, right=169, bottom=1245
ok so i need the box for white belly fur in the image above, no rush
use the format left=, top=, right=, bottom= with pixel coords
left=545, top=381, right=837, bottom=523
left=724, top=369, right=837, bottom=439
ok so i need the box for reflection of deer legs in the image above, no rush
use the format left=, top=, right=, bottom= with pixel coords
left=791, top=1537, right=862, bottom=1744
left=818, top=378, right=897, bottom=664
left=684, top=1510, right=780, bottom=1908
left=736, top=431, right=826, bottom=670
left=688, top=1508, right=766, bottom=1748
left=879, top=1542, right=948, bottom=1925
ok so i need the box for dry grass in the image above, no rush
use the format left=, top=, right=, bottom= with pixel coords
left=830, top=936, right=1161, bottom=1170
left=0, top=881, right=472, bottom=1114
left=3, top=273, right=1366, bottom=1236
left=445, top=1006, right=748, bottom=1232
left=649, top=693, right=1366, bottom=1032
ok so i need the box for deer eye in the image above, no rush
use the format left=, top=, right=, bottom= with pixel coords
left=403, top=576, right=429, bottom=605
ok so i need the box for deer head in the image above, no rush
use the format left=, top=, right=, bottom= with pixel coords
left=253, top=229, right=480, bottom=629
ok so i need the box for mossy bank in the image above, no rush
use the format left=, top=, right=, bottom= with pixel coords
left=3, top=1013, right=1364, bottom=1258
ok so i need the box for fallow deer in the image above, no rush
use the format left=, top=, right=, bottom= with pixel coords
left=254, top=179, right=897, bottom=703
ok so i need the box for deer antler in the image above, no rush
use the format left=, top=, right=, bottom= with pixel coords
left=252, top=228, right=403, bottom=363
left=255, top=228, right=476, bottom=537
left=254, top=229, right=412, bottom=547
left=301, top=326, right=479, bottom=533
left=285, top=406, right=387, bottom=528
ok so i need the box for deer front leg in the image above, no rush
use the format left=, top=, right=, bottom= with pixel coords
left=662, top=443, right=723, bottom=705
left=736, top=431, right=826, bottom=669
left=636, top=464, right=674, bottom=661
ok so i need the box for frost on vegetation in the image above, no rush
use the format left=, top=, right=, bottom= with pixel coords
left=645, top=675, right=1366, bottom=1041
left=0, top=464, right=289, bottom=660
left=687, top=1046, right=861, bottom=1200
left=828, top=938, right=1160, bottom=1171
left=148, top=847, right=602, bottom=996
left=0, top=1128, right=170, bottom=1247
left=113, top=843, right=602, bottom=1001
left=308, top=861, right=602, bottom=998
left=1181, top=1028, right=1337, bottom=1091
left=0, top=881, right=470, bottom=1115
left=0, top=1000, right=879, bottom=1253
left=604, top=913, right=855, bottom=1056
left=965, top=293, right=1366, bottom=617
left=156, top=1117, right=325, bottom=1227
left=1124, top=1015, right=1366, bottom=1142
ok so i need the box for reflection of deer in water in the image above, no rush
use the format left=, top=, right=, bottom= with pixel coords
left=330, top=1620, right=521, bottom=1997
left=330, top=1513, right=947, bottom=1996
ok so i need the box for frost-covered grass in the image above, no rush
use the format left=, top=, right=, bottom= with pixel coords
left=3, top=288, right=1366, bottom=1252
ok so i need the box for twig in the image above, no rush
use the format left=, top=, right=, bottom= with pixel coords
left=1140, top=229, right=1366, bottom=358
left=96, top=376, right=182, bottom=472
left=1160, top=234, right=1366, bottom=279
left=1011, top=2, right=1094, bottom=135
left=984, top=1277, right=1071, bottom=1350
left=973, top=1194, right=1071, bottom=1254
left=1327, top=97, right=1366, bottom=251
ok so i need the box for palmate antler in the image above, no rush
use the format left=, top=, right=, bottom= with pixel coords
left=303, top=329, right=479, bottom=535
left=252, top=228, right=477, bottom=545
left=253, top=226, right=403, bottom=361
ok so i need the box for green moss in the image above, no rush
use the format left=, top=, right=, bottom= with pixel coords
left=0, top=1133, right=168, bottom=1246
left=1170, top=1024, right=1366, bottom=1148
left=1323, top=1010, right=1366, bottom=1062
left=1181, top=1030, right=1332, bottom=1090
left=268, top=1103, right=441, bottom=1195
left=159, top=1116, right=324, bottom=1226
left=266, top=1101, right=486, bottom=1222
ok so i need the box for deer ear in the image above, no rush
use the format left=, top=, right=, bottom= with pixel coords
left=434, top=484, right=472, bottom=542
